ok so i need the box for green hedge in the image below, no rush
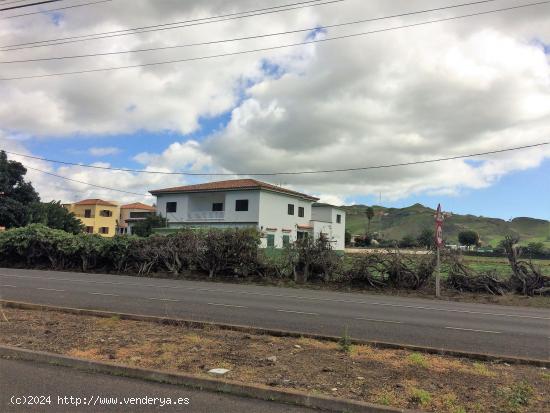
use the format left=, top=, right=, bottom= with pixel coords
left=2, top=224, right=546, bottom=295
left=0, top=224, right=260, bottom=278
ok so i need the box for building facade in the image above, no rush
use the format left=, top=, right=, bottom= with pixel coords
left=149, top=179, right=346, bottom=250
left=63, top=199, right=119, bottom=237
left=118, top=202, right=156, bottom=235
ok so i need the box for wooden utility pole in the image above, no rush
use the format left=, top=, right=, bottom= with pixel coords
left=434, top=204, right=444, bottom=298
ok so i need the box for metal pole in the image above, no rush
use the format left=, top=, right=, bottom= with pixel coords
left=435, top=246, right=441, bottom=298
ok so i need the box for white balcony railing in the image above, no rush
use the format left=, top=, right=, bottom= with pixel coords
left=187, top=211, right=225, bottom=221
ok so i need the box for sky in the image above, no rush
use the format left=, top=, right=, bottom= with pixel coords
left=0, top=0, right=549, bottom=220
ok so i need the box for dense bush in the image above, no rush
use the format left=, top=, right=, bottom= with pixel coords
left=0, top=224, right=261, bottom=279
left=346, top=252, right=435, bottom=290
left=0, top=224, right=547, bottom=296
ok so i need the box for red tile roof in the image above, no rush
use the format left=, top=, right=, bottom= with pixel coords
left=150, top=179, right=319, bottom=201
left=120, top=202, right=156, bottom=211
left=74, top=199, right=118, bottom=207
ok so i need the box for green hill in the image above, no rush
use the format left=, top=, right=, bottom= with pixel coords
left=344, top=204, right=550, bottom=247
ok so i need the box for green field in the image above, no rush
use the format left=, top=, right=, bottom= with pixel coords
left=344, top=203, right=550, bottom=248
left=459, top=255, right=550, bottom=278
left=344, top=251, right=550, bottom=280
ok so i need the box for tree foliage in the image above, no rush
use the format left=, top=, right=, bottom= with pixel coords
left=365, top=206, right=375, bottom=233
left=0, top=151, right=82, bottom=233
left=0, top=150, right=40, bottom=228
left=458, top=230, right=480, bottom=248
left=28, top=201, right=84, bottom=234
left=416, top=228, right=435, bottom=250
left=131, top=214, right=168, bottom=237
left=398, top=234, right=418, bottom=249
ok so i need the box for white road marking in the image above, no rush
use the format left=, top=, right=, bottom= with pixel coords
left=276, top=309, right=318, bottom=316
left=356, top=317, right=402, bottom=324
left=207, top=303, right=248, bottom=309
left=2, top=272, right=549, bottom=321
left=146, top=297, right=180, bottom=302
left=0, top=284, right=16, bottom=288
left=445, top=326, right=502, bottom=334
left=36, top=287, right=65, bottom=292
left=89, top=292, right=119, bottom=297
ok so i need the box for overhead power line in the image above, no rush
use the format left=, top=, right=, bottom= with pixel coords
left=24, top=165, right=148, bottom=196
left=1, top=0, right=547, bottom=81
left=5, top=142, right=549, bottom=177
left=1, top=0, right=60, bottom=4
left=0, top=0, right=508, bottom=64
left=0, top=0, right=63, bottom=11
left=1, top=0, right=110, bottom=19
left=0, top=0, right=341, bottom=51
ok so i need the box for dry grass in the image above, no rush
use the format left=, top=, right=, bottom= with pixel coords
left=0, top=308, right=548, bottom=413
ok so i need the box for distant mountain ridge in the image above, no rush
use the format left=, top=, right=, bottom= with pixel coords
left=343, top=203, right=550, bottom=247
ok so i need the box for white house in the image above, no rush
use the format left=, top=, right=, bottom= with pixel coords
left=149, top=179, right=346, bottom=250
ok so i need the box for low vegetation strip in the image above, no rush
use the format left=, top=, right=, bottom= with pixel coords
left=0, top=347, right=397, bottom=413
left=3, top=300, right=548, bottom=367
left=0, top=225, right=549, bottom=300
left=0, top=307, right=548, bottom=413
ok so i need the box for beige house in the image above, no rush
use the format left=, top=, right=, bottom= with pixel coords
left=63, top=199, right=120, bottom=237
left=118, top=202, right=156, bottom=235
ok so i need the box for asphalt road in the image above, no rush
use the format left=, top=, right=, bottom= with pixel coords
left=0, top=268, right=549, bottom=360
left=0, top=358, right=315, bottom=413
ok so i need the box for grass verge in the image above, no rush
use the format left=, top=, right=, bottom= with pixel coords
left=0, top=307, right=548, bottom=412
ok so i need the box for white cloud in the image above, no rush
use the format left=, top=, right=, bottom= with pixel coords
left=0, top=0, right=549, bottom=205
left=89, top=146, right=120, bottom=156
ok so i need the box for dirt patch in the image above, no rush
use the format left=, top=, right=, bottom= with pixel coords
left=1, top=308, right=548, bottom=412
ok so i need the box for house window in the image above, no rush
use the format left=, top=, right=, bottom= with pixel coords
left=212, top=202, right=224, bottom=212
left=235, top=199, right=249, bottom=211
left=166, top=202, right=177, bottom=213
left=287, top=204, right=294, bottom=215
left=267, top=234, right=275, bottom=248
left=99, top=227, right=109, bottom=234
left=86, top=226, right=94, bottom=233
left=84, top=209, right=92, bottom=218
left=129, top=211, right=150, bottom=218
left=99, top=210, right=112, bottom=217
left=282, top=235, right=290, bottom=247
left=336, top=214, right=342, bottom=224
left=297, top=231, right=309, bottom=240
left=298, top=206, right=304, bottom=217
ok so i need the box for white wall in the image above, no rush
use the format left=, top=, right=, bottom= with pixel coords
left=155, top=190, right=260, bottom=224
left=311, top=206, right=346, bottom=250
left=258, top=191, right=314, bottom=248
left=188, top=193, right=225, bottom=211
left=224, top=190, right=261, bottom=223
left=156, top=193, right=189, bottom=223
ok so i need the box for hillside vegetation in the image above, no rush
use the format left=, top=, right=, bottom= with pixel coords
left=344, top=203, right=550, bottom=247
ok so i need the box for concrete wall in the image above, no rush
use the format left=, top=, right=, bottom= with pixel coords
left=156, top=190, right=261, bottom=225
left=311, top=206, right=346, bottom=250
left=258, top=191, right=314, bottom=248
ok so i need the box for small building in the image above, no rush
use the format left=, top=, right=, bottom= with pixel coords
left=149, top=179, right=346, bottom=250
left=311, top=203, right=346, bottom=250
left=63, top=199, right=119, bottom=237
left=118, top=202, right=156, bottom=235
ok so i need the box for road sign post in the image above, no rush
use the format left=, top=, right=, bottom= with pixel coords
left=434, top=204, right=444, bottom=298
